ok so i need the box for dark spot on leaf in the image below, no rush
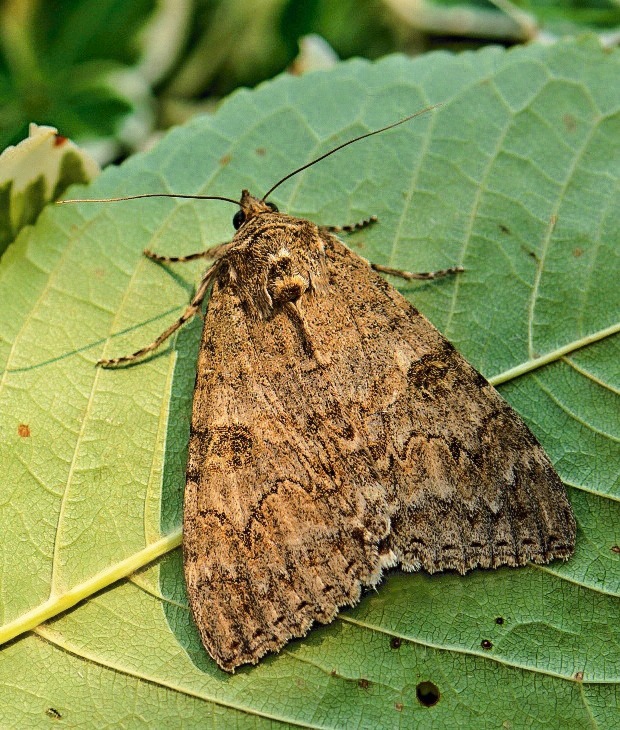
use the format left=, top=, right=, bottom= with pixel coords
left=499, top=224, right=510, bottom=234
left=563, top=114, right=577, bottom=133
left=481, top=639, right=493, bottom=650
left=219, top=154, right=232, bottom=166
left=358, top=678, right=370, bottom=690
left=611, top=545, right=620, bottom=554
left=574, top=671, right=584, bottom=681
left=395, top=702, right=404, bottom=711
left=416, top=681, right=440, bottom=707
left=495, top=616, right=505, bottom=625
left=390, top=637, right=402, bottom=649
left=45, top=707, right=62, bottom=719
left=573, top=247, right=583, bottom=258
left=18, top=424, right=30, bottom=437
left=255, top=147, right=267, bottom=157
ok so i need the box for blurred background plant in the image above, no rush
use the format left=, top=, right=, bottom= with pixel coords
left=1, top=0, right=618, bottom=165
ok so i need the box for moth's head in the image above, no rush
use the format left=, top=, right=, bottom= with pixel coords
left=233, top=189, right=279, bottom=230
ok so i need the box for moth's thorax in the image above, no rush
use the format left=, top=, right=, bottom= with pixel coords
left=218, top=211, right=326, bottom=318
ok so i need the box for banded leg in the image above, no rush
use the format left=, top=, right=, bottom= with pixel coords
left=320, top=215, right=378, bottom=234
left=323, top=215, right=463, bottom=280
left=98, top=262, right=219, bottom=367
left=144, top=239, right=232, bottom=264
left=371, top=263, right=464, bottom=281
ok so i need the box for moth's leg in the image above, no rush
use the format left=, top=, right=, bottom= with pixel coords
left=371, top=263, right=464, bottom=281
left=143, top=240, right=232, bottom=264
left=321, top=217, right=463, bottom=280
left=98, top=262, right=219, bottom=367
left=320, top=215, right=378, bottom=234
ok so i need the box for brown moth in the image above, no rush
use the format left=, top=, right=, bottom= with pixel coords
left=65, top=108, right=575, bottom=672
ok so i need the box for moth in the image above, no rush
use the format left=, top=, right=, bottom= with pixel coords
left=65, top=108, right=575, bottom=672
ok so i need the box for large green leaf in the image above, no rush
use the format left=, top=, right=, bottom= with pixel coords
left=1, top=37, right=618, bottom=728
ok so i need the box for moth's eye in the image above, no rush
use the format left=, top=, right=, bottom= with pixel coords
left=266, top=201, right=278, bottom=212
left=233, top=210, right=246, bottom=229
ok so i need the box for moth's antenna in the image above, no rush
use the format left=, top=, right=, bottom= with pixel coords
left=59, top=105, right=442, bottom=208
left=58, top=193, right=241, bottom=206
left=261, top=103, right=443, bottom=202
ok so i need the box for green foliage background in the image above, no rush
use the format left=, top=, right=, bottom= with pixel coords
left=1, top=0, right=618, bottom=157
left=0, top=32, right=619, bottom=730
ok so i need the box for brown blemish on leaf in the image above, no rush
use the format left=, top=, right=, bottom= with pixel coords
left=255, top=147, right=267, bottom=157
left=499, top=224, right=510, bottom=234
left=573, top=248, right=583, bottom=258
left=45, top=707, right=62, bottom=719
left=563, top=114, right=577, bottom=133
left=481, top=639, right=493, bottom=650
left=521, top=245, right=538, bottom=261
left=395, top=702, right=404, bottom=711
left=611, top=545, right=620, bottom=554
left=574, top=671, right=584, bottom=681
left=416, top=681, right=440, bottom=707
left=390, top=637, right=402, bottom=649
left=18, top=424, right=30, bottom=437
left=358, top=678, right=370, bottom=690
left=219, top=154, right=232, bottom=166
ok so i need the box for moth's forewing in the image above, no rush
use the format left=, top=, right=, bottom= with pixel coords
left=323, top=239, right=575, bottom=574
left=183, top=214, right=575, bottom=672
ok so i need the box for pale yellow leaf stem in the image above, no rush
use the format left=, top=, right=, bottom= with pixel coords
left=490, top=323, right=620, bottom=386
left=0, top=528, right=182, bottom=647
